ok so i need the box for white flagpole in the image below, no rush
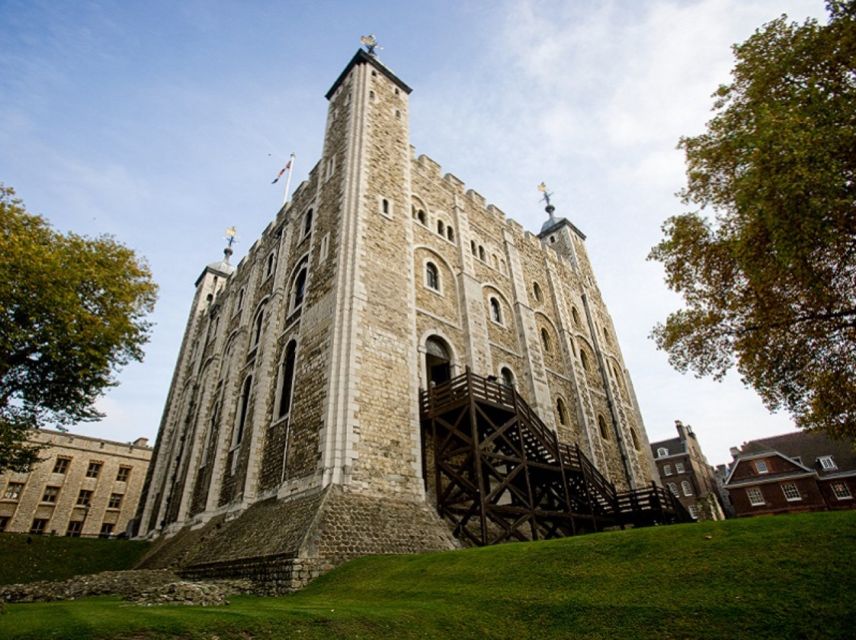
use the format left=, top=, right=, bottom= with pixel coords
left=282, top=152, right=296, bottom=207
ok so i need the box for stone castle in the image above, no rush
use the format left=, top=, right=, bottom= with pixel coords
left=135, top=48, right=661, bottom=590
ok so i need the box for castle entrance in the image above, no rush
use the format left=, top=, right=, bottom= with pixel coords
left=425, top=336, right=451, bottom=386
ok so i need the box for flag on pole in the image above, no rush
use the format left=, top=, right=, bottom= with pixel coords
left=272, top=159, right=292, bottom=184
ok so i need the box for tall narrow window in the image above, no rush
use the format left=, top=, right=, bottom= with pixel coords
left=532, top=282, right=542, bottom=303
left=597, top=415, right=609, bottom=440
left=571, top=306, right=580, bottom=326
left=556, top=397, right=568, bottom=426
left=266, top=252, right=276, bottom=277
left=303, top=209, right=313, bottom=237
left=540, top=328, right=551, bottom=352
left=681, top=480, right=693, bottom=497
left=437, top=220, right=445, bottom=235
left=478, top=245, right=485, bottom=261
left=447, top=227, right=455, bottom=242
left=278, top=341, right=297, bottom=419
left=291, top=265, right=308, bottom=310
left=470, top=240, right=476, bottom=255
left=580, top=350, right=589, bottom=371
left=489, top=297, right=502, bottom=324
left=417, top=209, right=426, bottom=225
left=236, top=288, right=245, bottom=312
left=426, top=262, right=439, bottom=291
left=235, top=376, right=253, bottom=446
left=252, top=305, right=266, bottom=348
left=630, top=429, right=640, bottom=450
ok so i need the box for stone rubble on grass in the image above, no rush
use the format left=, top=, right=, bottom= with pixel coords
left=0, top=569, right=253, bottom=606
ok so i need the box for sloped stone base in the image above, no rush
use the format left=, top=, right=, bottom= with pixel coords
left=138, top=486, right=457, bottom=593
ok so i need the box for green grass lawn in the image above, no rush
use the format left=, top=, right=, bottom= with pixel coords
left=2, top=511, right=855, bottom=639
left=0, top=533, right=149, bottom=585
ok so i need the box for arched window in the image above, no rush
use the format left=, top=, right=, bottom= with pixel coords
left=630, top=429, right=640, bottom=450
left=235, top=288, right=245, bottom=313
left=657, top=447, right=669, bottom=458
left=266, top=252, right=276, bottom=277
left=447, top=227, right=455, bottom=242
left=437, top=220, right=445, bottom=235
left=291, top=262, right=308, bottom=310
left=470, top=240, right=476, bottom=255
left=540, top=328, right=551, bottom=352
left=500, top=367, right=515, bottom=387
left=489, top=297, right=502, bottom=324
left=580, top=350, right=589, bottom=371
left=235, top=375, right=253, bottom=446
left=425, top=262, right=439, bottom=291
left=277, top=341, right=297, bottom=419
left=602, top=326, right=610, bottom=344
left=597, top=414, right=609, bottom=440
left=668, top=482, right=679, bottom=497
left=571, top=306, right=581, bottom=327
left=252, top=304, right=267, bottom=347
left=382, top=199, right=390, bottom=215
left=532, top=282, right=542, bottom=302
left=417, top=209, right=426, bottom=225
left=682, top=480, right=693, bottom=497
left=478, top=245, right=485, bottom=261
left=556, top=397, right=568, bottom=426
left=303, top=209, right=313, bottom=237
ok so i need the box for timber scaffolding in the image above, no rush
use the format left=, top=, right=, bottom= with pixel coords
left=419, top=369, right=692, bottom=546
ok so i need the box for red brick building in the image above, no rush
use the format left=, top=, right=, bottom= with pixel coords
left=723, top=431, right=855, bottom=517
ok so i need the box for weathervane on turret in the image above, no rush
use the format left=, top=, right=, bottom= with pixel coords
left=223, top=226, right=238, bottom=263
left=360, top=34, right=382, bottom=56
left=537, top=182, right=556, bottom=222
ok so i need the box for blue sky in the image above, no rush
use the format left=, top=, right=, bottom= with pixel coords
left=0, top=0, right=827, bottom=465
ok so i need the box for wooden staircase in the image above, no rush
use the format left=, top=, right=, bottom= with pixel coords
left=419, top=369, right=691, bottom=546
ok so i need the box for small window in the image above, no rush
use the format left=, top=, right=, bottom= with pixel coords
left=66, top=521, right=83, bottom=537
left=540, top=328, right=551, bottom=352
left=532, top=282, right=542, bottom=302
left=266, top=251, right=276, bottom=277
left=4, top=482, right=24, bottom=500
left=580, top=350, right=589, bottom=371
left=681, top=480, right=693, bottom=496
left=781, top=483, right=801, bottom=502
left=319, top=233, right=330, bottom=261
left=602, top=327, right=610, bottom=344
left=425, top=262, right=440, bottom=291
left=252, top=306, right=266, bottom=348
left=754, top=460, right=769, bottom=474
left=489, top=297, right=502, bottom=324
left=571, top=306, right=581, bottom=327
left=470, top=240, right=476, bottom=255
left=818, top=456, right=837, bottom=471
left=831, top=482, right=852, bottom=500
left=437, top=220, right=445, bottom=235
left=675, top=462, right=685, bottom=474
left=234, top=375, right=253, bottom=446
left=86, top=462, right=102, bottom=478
left=108, top=493, right=123, bottom=509
left=446, top=227, right=454, bottom=242
left=668, top=482, right=679, bottom=497
left=597, top=415, right=609, bottom=440
left=100, top=523, right=114, bottom=538
left=381, top=199, right=390, bottom=216
left=42, top=486, right=60, bottom=503
left=549, top=235, right=556, bottom=244
left=30, top=519, right=48, bottom=535
left=236, top=288, right=245, bottom=312
left=556, top=397, right=568, bottom=426
left=687, top=504, right=699, bottom=519
left=746, top=487, right=765, bottom=506
left=500, top=367, right=515, bottom=388
left=291, top=266, right=308, bottom=310
left=52, top=457, right=70, bottom=474
left=116, top=466, right=131, bottom=482
left=303, top=209, right=314, bottom=237
left=663, top=464, right=672, bottom=476
left=418, top=209, right=427, bottom=225
left=630, top=429, right=640, bottom=451
left=77, top=489, right=93, bottom=507
left=277, top=341, right=298, bottom=419
left=657, top=447, right=669, bottom=458
left=478, top=246, right=485, bottom=261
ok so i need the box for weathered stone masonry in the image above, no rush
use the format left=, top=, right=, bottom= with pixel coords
left=135, top=49, right=660, bottom=591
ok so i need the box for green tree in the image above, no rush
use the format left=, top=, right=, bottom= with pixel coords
left=0, top=185, right=157, bottom=472
left=650, top=2, right=856, bottom=439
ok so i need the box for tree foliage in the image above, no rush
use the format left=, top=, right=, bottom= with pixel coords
left=0, top=185, right=157, bottom=472
left=650, top=2, right=856, bottom=439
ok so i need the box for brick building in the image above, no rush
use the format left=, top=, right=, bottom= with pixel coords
left=650, top=421, right=724, bottom=520
left=723, top=431, right=856, bottom=517
left=135, top=47, right=663, bottom=589
left=0, top=429, right=151, bottom=537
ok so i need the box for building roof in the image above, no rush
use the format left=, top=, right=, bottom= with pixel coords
left=537, top=216, right=587, bottom=241
left=739, top=431, right=856, bottom=476
left=325, top=49, right=412, bottom=100
left=650, top=436, right=684, bottom=458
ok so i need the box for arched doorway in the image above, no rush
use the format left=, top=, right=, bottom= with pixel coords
left=425, top=336, right=452, bottom=386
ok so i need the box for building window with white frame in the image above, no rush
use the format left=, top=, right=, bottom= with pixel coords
left=663, top=464, right=672, bottom=476
left=489, top=297, right=502, bottom=324
left=657, top=447, right=668, bottom=458
left=675, top=462, right=685, bottom=474
left=687, top=504, right=699, bottom=519
left=781, top=482, right=801, bottom=502
left=425, top=262, right=439, bottom=291
left=755, top=459, right=769, bottom=474
left=681, top=480, right=693, bottom=496
left=746, top=486, right=765, bottom=506
left=831, top=482, right=852, bottom=500
left=668, top=482, right=679, bottom=497
left=818, top=456, right=837, bottom=471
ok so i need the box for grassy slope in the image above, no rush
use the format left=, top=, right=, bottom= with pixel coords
left=0, top=534, right=150, bottom=585
left=2, top=511, right=854, bottom=639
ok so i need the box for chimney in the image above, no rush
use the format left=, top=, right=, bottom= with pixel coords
left=133, top=437, right=150, bottom=448
left=729, top=446, right=740, bottom=460
left=675, top=419, right=688, bottom=440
